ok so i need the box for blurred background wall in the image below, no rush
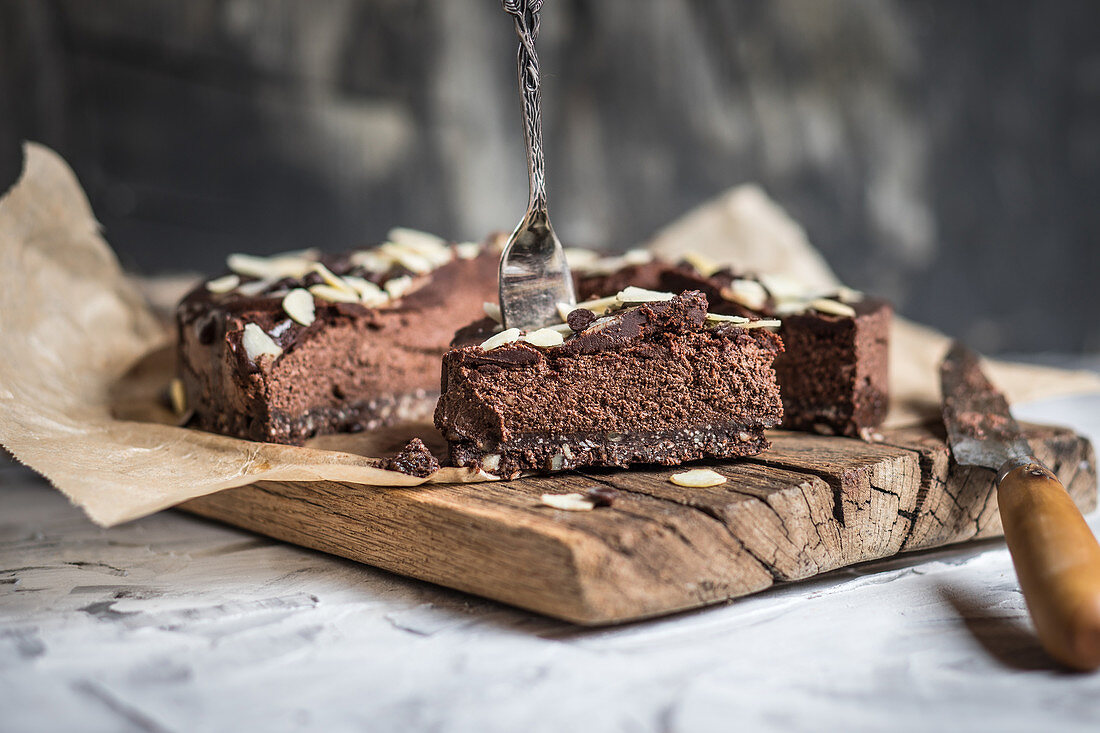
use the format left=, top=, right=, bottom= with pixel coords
left=1, top=0, right=1097, bottom=354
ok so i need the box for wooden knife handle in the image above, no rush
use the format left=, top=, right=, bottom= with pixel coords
left=998, top=462, right=1100, bottom=670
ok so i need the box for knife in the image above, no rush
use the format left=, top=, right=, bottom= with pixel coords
left=940, top=341, right=1100, bottom=670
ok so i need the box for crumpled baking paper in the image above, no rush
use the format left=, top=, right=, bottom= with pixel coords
left=2, top=143, right=1098, bottom=526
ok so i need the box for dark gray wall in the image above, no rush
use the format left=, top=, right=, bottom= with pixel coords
left=2, top=0, right=1098, bottom=354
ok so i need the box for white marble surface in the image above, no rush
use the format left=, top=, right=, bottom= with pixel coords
left=3, top=394, right=1100, bottom=733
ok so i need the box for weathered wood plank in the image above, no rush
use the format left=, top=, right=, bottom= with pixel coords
left=180, top=423, right=1096, bottom=625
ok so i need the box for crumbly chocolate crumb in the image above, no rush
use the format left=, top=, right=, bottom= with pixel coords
left=566, top=308, right=598, bottom=332
left=585, top=486, right=619, bottom=507
left=381, top=438, right=440, bottom=478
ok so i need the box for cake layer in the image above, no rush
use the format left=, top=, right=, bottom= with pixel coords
left=177, top=230, right=499, bottom=444
left=572, top=252, right=891, bottom=438
left=435, top=290, right=784, bottom=477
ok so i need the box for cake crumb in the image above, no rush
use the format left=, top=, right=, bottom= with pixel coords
left=382, top=438, right=441, bottom=478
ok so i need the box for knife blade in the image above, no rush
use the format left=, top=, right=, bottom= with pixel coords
left=940, top=341, right=1100, bottom=670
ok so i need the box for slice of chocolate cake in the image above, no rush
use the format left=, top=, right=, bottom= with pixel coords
left=434, top=289, right=784, bottom=478
left=177, top=229, right=499, bottom=444
left=572, top=251, right=891, bottom=439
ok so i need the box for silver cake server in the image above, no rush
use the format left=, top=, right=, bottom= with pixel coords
left=498, top=0, right=575, bottom=330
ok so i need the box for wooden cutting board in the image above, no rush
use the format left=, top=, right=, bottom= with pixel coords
left=180, top=422, right=1097, bottom=625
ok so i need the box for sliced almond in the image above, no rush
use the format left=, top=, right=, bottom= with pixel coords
left=236, top=278, right=275, bottom=297
left=621, top=249, right=653, bottom=266
left=539, top=493, right=595, bottom=511
left=311, top=263, right=357, bottom=295
left=669, top=469, right=727, bottom=488
left=808, top=298, right=856, bottom=317
left=340, top=276, right=388, bottom=306
left=241, top=323, right=282, bottom=362
left=741, top=318, right=782, bottom=329
left=835, top=286, right=864, bottom=304
left=349, top=249, right=394, bottom=274
left=383, top=275, right=415, bottom=300
left=523, top=328, right=565, bottom=347
left=483, top=302, right=502, bottom=323
left=168, top=378, right=187, bottom=415
left=281, top=288, right=315, bottom=326
left=227, top=253, right=314, bottom=280
left=772, top=300, right=809, bottom=317
left=682, top=251, right=720, bottom=277
left=544, top=323, right=574, bottom=335
left=722, top=279, right=768, bottom=311
left=206, top=274, right=241, bottom=294
left=563, top=247, right=600, bottom=268
left=705, top=313, right=750, bottom=324
left=573, top=294, right=621, bottom=314
left=387, top=227, right=453, bottom=267
left=380, top=242, right=434, bottom=274
left=479, top=328, right=522, bottom=351
left=309, top=284, right=360, bottom=304
left=759, top=273, right=810, bottom=301
left=617, top=286, right=675, bottom=303
left=455, top=242, right=482, bottom=260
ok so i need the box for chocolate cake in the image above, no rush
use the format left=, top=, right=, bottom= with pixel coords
left=572, top=250, right=891, bottom=438
left=434, top=289, right=784, bottom=478
left=177, top=229, right=499, bottom=444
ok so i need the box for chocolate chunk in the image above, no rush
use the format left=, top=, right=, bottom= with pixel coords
left=566, top=308, right=598, bottom=332
left=381, top=438, right=441, bottom=478
left=585, top=486, right=619, bottom=507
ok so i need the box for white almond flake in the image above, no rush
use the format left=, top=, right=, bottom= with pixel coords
left=808, top=298, right=857, bottom=317
left=386, top=228, right=453, bottom=268
left=835, top=286, right=864, bottom=304
left=573, top=294, right=621, bottom=314
left=617, top=286, right=676, bottom=303
left=523, top=328, right=565, bottom=347
left=563, top=247, right=600, bottom=268
left=311, top=263, right=357, bottom=295
left=722, top=279, right=769, bottom=310
left=269, top=247, right=320, bottom=261
left=227, top=253, right=314, bottom=280
left=479, top=328, right=522, bottom=351
left=380, top=242, right=434, bottom=274
left=772, top=300, right=809, bottom=317
left=682, top=251, right=720, bottom=277
left=759, top=273, right=811, bottom=301
left=455, top=242, right=481, bottom=260
left=621, top=248, right=653, bottom=265
left=384, top=275, right=415, bottom=300
left=168, top=378, right=187, bottom=415
left=483, top=302, right=502, bottom=323
left=539, top=493, right=595, bottom=511
left=341, top=276, right=389, bottom=306
left=206, top=274, right=240, bottom=294
left=705, top=313, right=750, bottom=324
left=741, top=318, right=782, bottom=329
left=236, top=278, right=275, bottom=297
left=586, top=315, right=618, bottom=332
left=281, top=288, right=315, bottom=326
left=349, top=249, right=394, bottom=274
left=309, top=284, right=360, bottom=303
left=545, top=323, right=574, bottom=335
left=241, top=323, right=283, bottom=362
left=670, top=469, right=727, bottom=488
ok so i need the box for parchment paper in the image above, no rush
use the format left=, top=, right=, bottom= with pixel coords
left=2, top=143, right=1098, bottom=527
